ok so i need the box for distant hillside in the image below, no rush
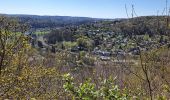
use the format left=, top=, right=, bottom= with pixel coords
left=113, top=16, right=170, bottom=36
left=0, top=14, right=102, bottom=28
left=91, top=16, right=170, bottom=36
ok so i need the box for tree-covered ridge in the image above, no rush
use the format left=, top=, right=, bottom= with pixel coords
left=1, top=14, right=101, bottom=28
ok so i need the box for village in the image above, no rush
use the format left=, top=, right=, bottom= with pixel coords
left=27, top=17, right=170, bottom=67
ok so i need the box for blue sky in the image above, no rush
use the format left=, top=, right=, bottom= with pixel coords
left=0, top=0, right=168, bottom=18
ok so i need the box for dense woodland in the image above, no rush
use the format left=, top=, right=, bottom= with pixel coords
left=4, top=14, right=100, bottom=28
left=0, top=15, right=170, bottom=100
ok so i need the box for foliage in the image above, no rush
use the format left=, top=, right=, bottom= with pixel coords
left=44, top=29, right=75, bottom=44
left=76, top=35, right=93, bottom=51
left=63, top=41, right=77, bottom=49
left=0, top=16, right=58, bottom=99
left=7, top=14, right=96, bottom=28
left=1, top=15, right=170, bottom=100
left=63, top=73, right=131, bottom=100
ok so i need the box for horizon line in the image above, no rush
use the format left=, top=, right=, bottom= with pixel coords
left=0, top=13, right=161, bottom=19
left=0, top=13, right=127, bottom=19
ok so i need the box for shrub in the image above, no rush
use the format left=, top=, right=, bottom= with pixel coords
left=63, top=73, right=132, bottom=100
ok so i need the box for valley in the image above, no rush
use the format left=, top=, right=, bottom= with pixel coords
left=1, top=14, right=170, bottom=99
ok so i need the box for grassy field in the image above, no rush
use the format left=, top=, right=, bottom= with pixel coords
left=35, top=30, right=51, bottom=35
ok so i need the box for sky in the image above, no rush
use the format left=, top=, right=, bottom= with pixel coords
left=0, top=0, right=168, bottom=18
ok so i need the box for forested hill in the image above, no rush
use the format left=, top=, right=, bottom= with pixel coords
left=1, top=14, right=102, bottom=28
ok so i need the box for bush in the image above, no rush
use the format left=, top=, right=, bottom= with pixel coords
left=63, top=73, right=132, bottom=100
left=82, top=57, right=95, bottom=66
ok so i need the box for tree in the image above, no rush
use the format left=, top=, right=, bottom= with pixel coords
left=0, top=16, right=57, bottom=99
left=76, top=35, right=93, bottom=51
left=0, top=16, right=29, bottom=74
